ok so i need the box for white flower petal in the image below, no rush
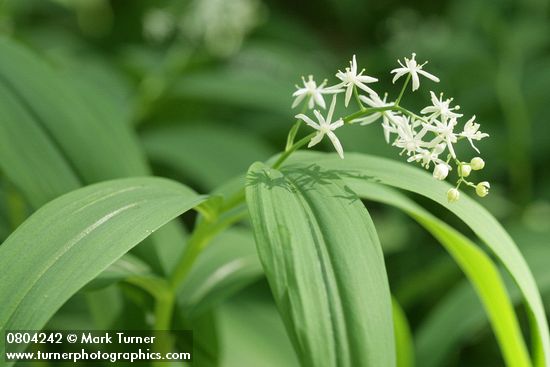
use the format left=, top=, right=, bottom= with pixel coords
left=308, top=132, right=324, bottom=147
left=357, top=113, right=381, bottom=125
left=420, top=106, right=438, bottom=115
left=446, top=137, right=457, bottom=158
left=295, top=114, right=319, bottom=129
left=357, top=75, right=378, bottom=84
left=411, top=72, right=420, bottom=91
left=313, top=109, right=326, bottom=125
left=391, top=69, right=408, bottom=84
left=330, top=118, right=344, bottom=130
left=430, top=91, right=439, bottom=105
left=335, top=71, right=346, bottom=82
left=327, top=131, right=344, bottom=159
left=359, top=94, right=375, bottom=106
left=327, top=95, right=338, bottom=123
left=467, top=138, right=481, bottom=153
left=323, top=86, right=345, bottom=94
left=418, top=69, right=440, bottom=83
left=344, top=84, right=353, bottom=107
left=292, top=89, right=307, bottom=97
left=292, top=93, right=306, bottom=108
left=355, top=81, right=376, bottom=95
left=351, top=55, right=357, bottom=75
left=314, top=93, right=326, bottom=109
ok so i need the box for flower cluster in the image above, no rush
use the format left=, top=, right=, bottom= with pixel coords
left=290, top=53, right=490, bottom=202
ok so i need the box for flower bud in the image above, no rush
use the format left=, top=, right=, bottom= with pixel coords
left=475, top=181, right=490, bottom=197
left=470, top=157, right=485, bottom=170
left=458, top=164, right=472, bottom=177
left=433, top=164, right=449, bottom=180
left=447, top=188, right=460, bottom=203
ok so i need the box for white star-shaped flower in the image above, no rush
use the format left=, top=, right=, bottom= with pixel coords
left=407, top=143, right=447, bottom=168
left=421, top=91, right=462, bottom=120
left=423, top=117, right=459, bottom=158
left=391, top=53, right=440, bottom=91
left=292, top=75, right=343, bottom=109
left=352, top=92, right=401, bottom=143
left=335, top=55, right=378, bottom=107
left=381, top=116, right=401, bottom=144
left=352, top=92, right=395, bottom=125
left=393, top=116, right=429, bottom=156
left=295, top=95, right=345, bottom=159
left=460, top=116, right=489, bottom=153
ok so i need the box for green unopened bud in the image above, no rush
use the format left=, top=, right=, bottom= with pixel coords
left=475, top=181, right=490, bottom=197
left=447, top=188, right=460, bottom=203
left=458, top=164, right=472, bottom=177
left=470, top=157, right=485, bottom=170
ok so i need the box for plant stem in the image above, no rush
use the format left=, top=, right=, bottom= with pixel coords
left=354, top=86, right=366, bottom=111
left=393, top=105, right=430, bottom=125
left=286, top=104, right=308, bottom=150
left=395, top=74, right=411, bottom=106
left=169, top=209, right=247, bottom=289
left=272, top=132, right=317, bottom=169
left=126, top=276, right=175, bottom=330
left=154, top=290, right=175, bottom=331
left=343, top=106, right=395, bottom=123
left=285, top=120, right=302, bottom=151
left=151, top=290, right=174, bottom=367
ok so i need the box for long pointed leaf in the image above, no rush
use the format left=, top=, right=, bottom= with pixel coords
left=246, top=162, right=395, bottom=367
left=0, top=37, right=149, bottom=182
left=354, top=182, right=530, bottom=367
left=392, top=297, right=414, bottom=367
left=416, top=239, right=550, bottom=366
left=0, top=177, right=206, bottom=362
left=0, top=82, right=80, bottom=207
left=288, top=151, right=550, bottom=365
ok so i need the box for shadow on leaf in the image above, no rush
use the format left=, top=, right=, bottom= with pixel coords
left=247, top=163, right=379, bottom=207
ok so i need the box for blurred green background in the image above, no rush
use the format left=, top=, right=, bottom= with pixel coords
left=1, top=0, right=549, bottom=366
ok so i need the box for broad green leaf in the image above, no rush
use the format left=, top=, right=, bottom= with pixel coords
left=392, top=297, right=414, bottom=367
left=416, top=238, right=550, bottom=367
left=143, top=125, right=274, bottom=191
left=0, top=82, right=81, bottom=208
left=288, top=151, right=550, bottom=365
left=0, top=37, right=187, bottom=274
left=0, top=177, right=206, bottom=361
left=353, top=181, right=530, bottom=367
left=0, top=37, right=149, bottom=183
left=246, top=162, right=395, bottom=367
left=179, top=227, right=263, bottom=318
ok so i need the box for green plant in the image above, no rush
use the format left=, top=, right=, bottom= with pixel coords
left=0, top=32, right=549, bottom=367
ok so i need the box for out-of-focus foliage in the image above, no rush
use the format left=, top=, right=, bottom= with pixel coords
left=0, top=0, right=549, bottom=366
